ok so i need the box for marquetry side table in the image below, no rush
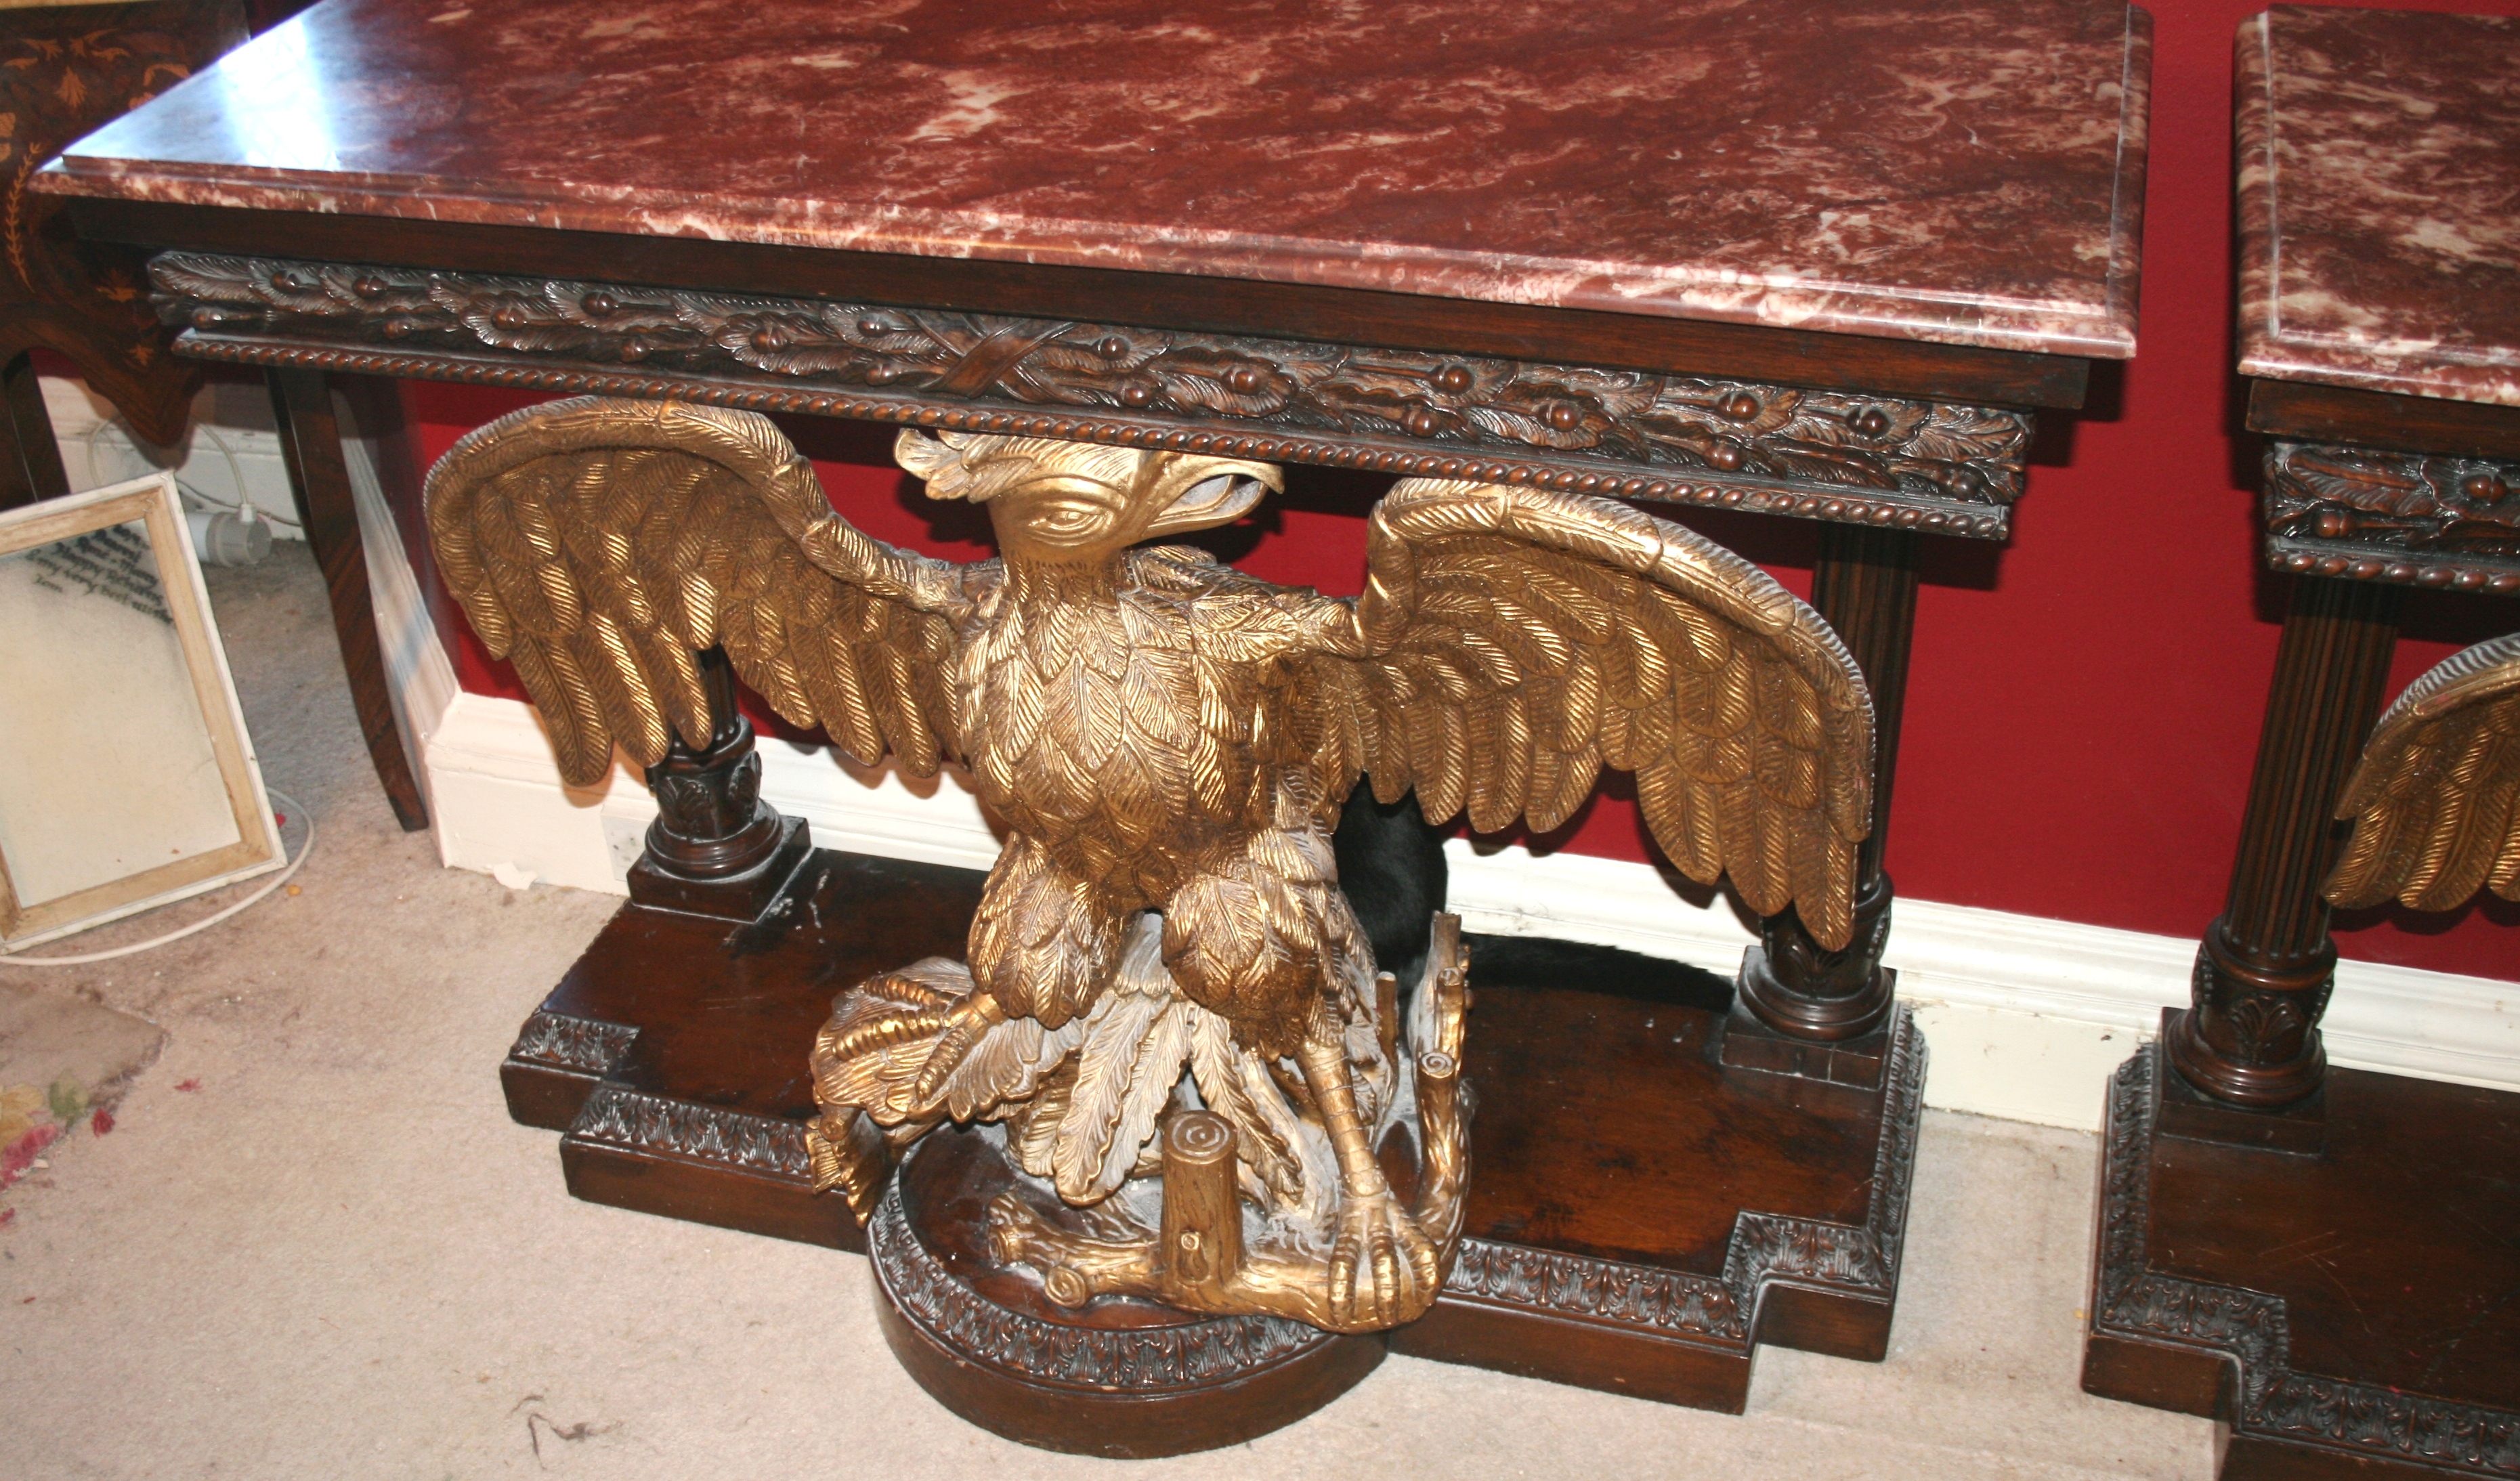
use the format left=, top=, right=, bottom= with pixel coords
left=2081, top=11, right=2520, bottom=1478
left=0, top=0, right=428, bottom=830
left=0, top=0, right=242, bottom=508
left=39, top=0, right=2152, bottom=1425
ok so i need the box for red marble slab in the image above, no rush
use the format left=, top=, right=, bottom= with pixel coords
left=30, top=0, right=2150, bottom=360
left=2236, top=6, right=2520, bottom=408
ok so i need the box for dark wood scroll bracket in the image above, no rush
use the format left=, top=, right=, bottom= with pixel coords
left=265, top=367, right=431, bottom=832
left=1727, top=523, right=1918, bottom=1086
left=2165, top=576, right=2403, bottom=1136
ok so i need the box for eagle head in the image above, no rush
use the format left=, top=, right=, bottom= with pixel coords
left=895, top=429, right=1281, bottom=565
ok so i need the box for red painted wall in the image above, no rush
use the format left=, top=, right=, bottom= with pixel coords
left=404, top=0, right=2520, bottom=983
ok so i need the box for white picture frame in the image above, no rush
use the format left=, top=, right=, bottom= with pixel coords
left=0, top=472, right=286, bottom=947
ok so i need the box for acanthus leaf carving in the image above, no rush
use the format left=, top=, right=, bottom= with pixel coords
left=150, top=251, right=2030, bottom=539
left=565, top=1084, right=811, bottom=1178
left=2263, top=441, right=2520, bottom=592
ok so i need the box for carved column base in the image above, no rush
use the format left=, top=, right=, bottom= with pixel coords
left=1724, top=870, right=1898, bottom=1080
left=2154, top=1010, right=2326, bottom=1155
left=870, top=1125, right=1382, bottom=1459
left=2164, top=916, right=2333, bottom=1113
left=626, top=813, right=811, bottom=920
left=2083, top=1042, right=2520, bottom=1480
left=1720, top=964, right=1899, bottom=1090
left=628, top=701, right=813, bottom=921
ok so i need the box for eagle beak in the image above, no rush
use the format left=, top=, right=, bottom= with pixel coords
left=1140, top=456, right=1283, bottom=538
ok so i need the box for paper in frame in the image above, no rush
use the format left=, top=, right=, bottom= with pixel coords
left=0, top=473, right=286, bottom=947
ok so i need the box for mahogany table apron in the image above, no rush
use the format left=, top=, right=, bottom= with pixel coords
left=2080, top=11, right=2520, bottom=1478
left=90, top=219, right=2120, bottom=1414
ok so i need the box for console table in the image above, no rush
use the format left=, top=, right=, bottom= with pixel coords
left=37, top=0, right=2151, bottom=1420
left=2080, top=10, right=2520, bottom=1478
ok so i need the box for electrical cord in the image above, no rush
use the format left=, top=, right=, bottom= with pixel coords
left=0, top=790, right=314, bottom=966
left=81, top=414, right=300, bottom=529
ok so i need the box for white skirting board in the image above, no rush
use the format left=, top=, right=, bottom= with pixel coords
left=405, top=690, right=2519, bottom=1134
left=351, top=480, right=2519, bottom=1134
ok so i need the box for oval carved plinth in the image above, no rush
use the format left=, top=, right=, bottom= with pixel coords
left=867, top=1127, right=1383, bottom=1458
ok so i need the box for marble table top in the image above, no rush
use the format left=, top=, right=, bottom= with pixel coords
left=34, top=0, right=2151, bottom=361
left=2236, top=5, right=2520, bottom=408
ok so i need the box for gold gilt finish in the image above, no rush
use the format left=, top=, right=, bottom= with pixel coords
left=425, top=396, right=1874, bottom=1333
left=2328, top=630, right=2520, bottom=912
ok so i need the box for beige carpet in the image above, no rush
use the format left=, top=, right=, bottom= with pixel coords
left=0, top=544, right=2213, bottom=1478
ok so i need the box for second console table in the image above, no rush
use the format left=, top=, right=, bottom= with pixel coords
left=2082, top=11, right=2519, bottom=1480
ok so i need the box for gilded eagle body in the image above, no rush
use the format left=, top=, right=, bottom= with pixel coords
left=424, top=398, right=1877, bottom=1331
left=954, top=551, right=1366, bottom=1057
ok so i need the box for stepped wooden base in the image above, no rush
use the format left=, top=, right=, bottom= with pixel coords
left=2083, top=1035, right=2520, bottom=1480
left=1392, top=985, right=1924, bottom=1413
left=501, top=846, right=1925, bottom=1423
left=500, top=850, right=983, bottom=1251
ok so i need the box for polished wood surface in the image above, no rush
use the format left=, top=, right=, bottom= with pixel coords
left=2248, top=380, right=2520, bottom=465
left=503, top=846, right=1919, bottom=1416
left=1394, top=985, right=1920, bottom=1414
left=0, top=0, right=246, bottom=446
left=2085, top=1039, right=2520, bottom=1480
left=0, top=351, right=72, bottom=513
left=504, top=851, right=983, bottom=1249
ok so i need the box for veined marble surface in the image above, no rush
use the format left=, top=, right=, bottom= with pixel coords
left=2236, top=6, right=2520, bottom=407
left=33, top=0, right=2150, bottom=359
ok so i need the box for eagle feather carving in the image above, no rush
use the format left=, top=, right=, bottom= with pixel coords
left=2328, top=630, right=2520, bottom=912
left=426, top=397, right=1874, bottom=1331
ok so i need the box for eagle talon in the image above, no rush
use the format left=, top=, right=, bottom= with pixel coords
left=1326, top=1188, right=1440, bottom=1331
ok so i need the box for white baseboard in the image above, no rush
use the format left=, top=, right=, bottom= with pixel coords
left=412, top=690, right=2520, bottom=1133
left=62, top=362, right=2511, bottom=1132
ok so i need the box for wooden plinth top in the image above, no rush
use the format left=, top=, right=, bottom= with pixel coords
left=2237, top=6, right=2520, bottom=408
left=33, top=0, right=2148, bottom=359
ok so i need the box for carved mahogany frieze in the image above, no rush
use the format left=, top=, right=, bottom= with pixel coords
left=2263, top=441, right=2520, bottom=593
left=148, top=251, right=2031, bottom=539
left=2091, top=1048, right=2520, bottom=1476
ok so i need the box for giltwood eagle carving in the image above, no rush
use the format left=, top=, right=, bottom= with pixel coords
left=427, top=395, right=1873, bottom=1329
left=2328, top=630, right=2520, bottom=912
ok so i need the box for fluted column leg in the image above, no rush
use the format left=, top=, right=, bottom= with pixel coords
left=2166, top=575, right=2402, bottom=1111
left=1726, top=524, right=1915, bottom=1081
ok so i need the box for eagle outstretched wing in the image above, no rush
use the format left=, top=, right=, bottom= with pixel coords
left=426, top=397, right=973, bottom=785
left=1296, top=477, right=1875, bottom=950
left=2327, top=631, right=2520, bottom=911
